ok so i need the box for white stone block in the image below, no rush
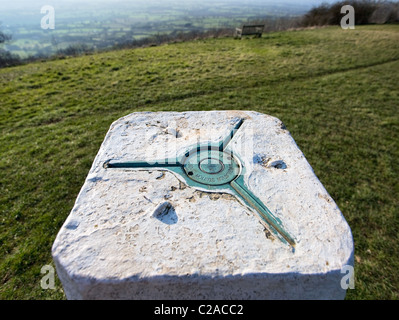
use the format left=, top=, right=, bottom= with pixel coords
left=52, top=111, right=354, bottom=299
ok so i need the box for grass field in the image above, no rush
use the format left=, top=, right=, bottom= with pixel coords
left=0, top=24, right=398, bottom=300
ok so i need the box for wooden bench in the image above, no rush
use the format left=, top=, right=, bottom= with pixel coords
left=235, top=24, right=264, bottom=38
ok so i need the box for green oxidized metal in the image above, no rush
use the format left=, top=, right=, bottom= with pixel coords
left=104, top=118, right=296, bottom=247
left=183, top=149, right=240, bottom=186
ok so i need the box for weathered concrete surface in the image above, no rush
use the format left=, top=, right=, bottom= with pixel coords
left=52, top=111, right=354, bottom=299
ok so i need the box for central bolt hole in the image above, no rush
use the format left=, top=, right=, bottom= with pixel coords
left=199, top=158, right=224, bottom=174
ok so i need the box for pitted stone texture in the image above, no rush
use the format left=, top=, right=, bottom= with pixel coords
left=52, top=111, right=354, bottom=299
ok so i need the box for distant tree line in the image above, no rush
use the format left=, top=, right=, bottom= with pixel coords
left=0, top=28, right=21, bottom=68
left=300, top=0, right=399, bottom=27
left=113, top=28, right=233, bottom=50
left=248, top=0, right=399, bottom=30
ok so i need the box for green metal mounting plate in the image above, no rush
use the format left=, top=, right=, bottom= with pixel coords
left=104, top=118, right=295, bottom=247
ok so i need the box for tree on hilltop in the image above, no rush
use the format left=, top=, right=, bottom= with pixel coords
left=0, top=24, right=20, bottom=68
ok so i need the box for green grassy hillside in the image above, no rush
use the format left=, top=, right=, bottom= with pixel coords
left=1, top=25, right=398, bottom=300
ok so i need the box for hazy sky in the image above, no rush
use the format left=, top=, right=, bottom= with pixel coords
left=0, top=0, right=338, bottom=9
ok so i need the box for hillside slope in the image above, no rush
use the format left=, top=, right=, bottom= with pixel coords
left=1, top=25, right=399, bottom=299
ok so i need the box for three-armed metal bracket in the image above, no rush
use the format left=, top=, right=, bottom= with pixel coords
left=103, top=118, right=295, bottom=247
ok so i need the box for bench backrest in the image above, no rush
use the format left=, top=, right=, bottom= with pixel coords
left=241, top=25, right=264, bottom=35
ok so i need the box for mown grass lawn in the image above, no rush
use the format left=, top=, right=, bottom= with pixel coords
left=0, top=25, right=398, bottom=299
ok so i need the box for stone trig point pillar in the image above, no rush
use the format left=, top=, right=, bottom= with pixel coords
left=52, top=111, right=354, bottom=299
